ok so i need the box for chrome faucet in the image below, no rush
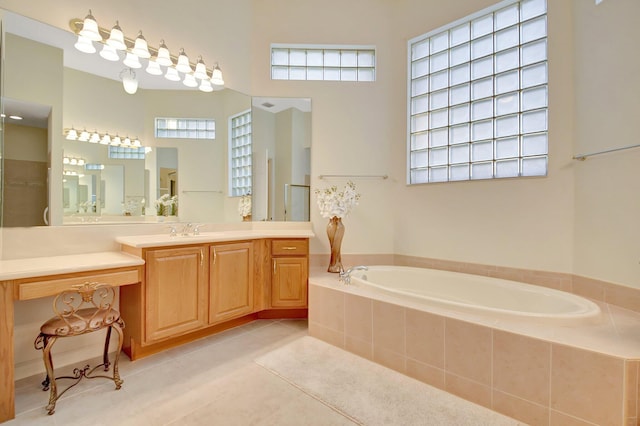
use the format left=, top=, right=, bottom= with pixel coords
left=181, top=223, right=193, bottom=236
left=193, top=224, right=204, bottom=235
left=339, top=266, right=369, bottom=285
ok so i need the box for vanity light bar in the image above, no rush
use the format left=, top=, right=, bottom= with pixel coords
left=65, top=127, right=143, bottom=149
left=69, top=11, right=225, bottom=91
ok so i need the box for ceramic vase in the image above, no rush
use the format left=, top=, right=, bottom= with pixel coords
left=326, top=216, right=344, bottom=273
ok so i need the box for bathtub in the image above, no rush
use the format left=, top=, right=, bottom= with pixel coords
left=349, top=265, right=602, bottom=325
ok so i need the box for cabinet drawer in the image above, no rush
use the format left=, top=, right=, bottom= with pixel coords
left=16, top=269, right=141, bottom=301
left=271, top=239, right=308, bottom=256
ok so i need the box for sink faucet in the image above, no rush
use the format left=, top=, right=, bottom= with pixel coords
left=193, top=224, right=204, bottom=235
left=181, top=223, right=193, bottom=236
left=339, top=266, right=369, bottom=285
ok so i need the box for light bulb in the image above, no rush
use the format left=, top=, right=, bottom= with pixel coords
left=123, top=52, right=142, bottom=69
left=132, top=31, right=151, bottom=59
left=74, top=35, right=96, bottom=54
left=121, top=68, right=138, bottom=94
left=106, top=21, right=126, bottom=50
left=176, top=48, right=192, bottom=73
left=165, top=67, right=181, bottom=81
left=79, top=10, right=101, bottom=42
left=156, top=40, right=173, bottom=66
left=99, top=44, right=120, bottom=61
left=193, top=56, right=208, bottom=80
left=146, top=58, right=163, bottom=76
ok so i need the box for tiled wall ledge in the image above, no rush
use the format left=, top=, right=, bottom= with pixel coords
left=310, top=253, right=640, bottom=314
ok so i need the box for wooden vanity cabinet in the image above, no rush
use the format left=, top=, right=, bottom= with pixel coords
left=209, top=241, right=254, bottom=324
left=270, top=239, right=308, bottom=308
left=144, top=245, right=209, bottom=342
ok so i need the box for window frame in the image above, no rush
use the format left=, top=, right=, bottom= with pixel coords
left=271, top=43, right=376, bottom=82
left=406, top=0, right=548, bottom=185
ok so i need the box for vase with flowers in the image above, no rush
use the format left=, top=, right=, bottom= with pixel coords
left=315, top=181, right=360, bottom=272
left=238, top=193, right=252, bottom=221
left=155, top=194, right=178, bottom=221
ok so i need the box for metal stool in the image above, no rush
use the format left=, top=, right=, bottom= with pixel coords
left=34, top=282, right=124, bottom=415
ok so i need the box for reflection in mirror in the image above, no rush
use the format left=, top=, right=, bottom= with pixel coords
left=1, top=98, right=51, bottom=227
left=252, top=97, right=311, bottom=221
left=0, top=10, right=312, bottom=226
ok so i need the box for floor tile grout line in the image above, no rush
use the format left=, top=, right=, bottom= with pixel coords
left=253, top=360, right=364, bottom=425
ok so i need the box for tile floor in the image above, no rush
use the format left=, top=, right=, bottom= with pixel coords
left=8, top=319, right=521, bottom=425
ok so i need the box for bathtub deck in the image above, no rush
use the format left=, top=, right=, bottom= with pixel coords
left=310, top=269, right=640, bottom=360
left=309, top=268, right=640, bottom=425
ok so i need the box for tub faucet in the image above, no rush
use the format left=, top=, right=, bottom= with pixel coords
left=339, top=266, right=369, bottom=285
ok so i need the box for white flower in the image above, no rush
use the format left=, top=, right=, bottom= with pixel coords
left=314, top=181, right=360, bottom=219
left=155, top=194, right=178, bottom=216
left=238, top=194, right=252, bottom=217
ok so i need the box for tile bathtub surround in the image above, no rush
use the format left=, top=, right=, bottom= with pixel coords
left=308, top=281, right=640, bottom=425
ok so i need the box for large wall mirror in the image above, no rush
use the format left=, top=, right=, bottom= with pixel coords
left=0, top=9, right=311, bottom=226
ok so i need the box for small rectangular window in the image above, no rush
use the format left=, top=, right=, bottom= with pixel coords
left=271, top=44, right=376, bottom=82
left=108, top=146, right=146, bottom=160
left=229, top=110, right=252, bottom=197
left=155, top=117, right=216, bottom=139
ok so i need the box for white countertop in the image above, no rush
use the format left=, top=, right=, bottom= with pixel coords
left=116, top=229, right=315, bottom=248
left=0, top=251, right=145, bottom=281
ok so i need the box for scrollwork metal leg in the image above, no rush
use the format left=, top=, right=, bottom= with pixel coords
left=42, top=335, right=58, bottom=415
left=102, top=326, right=112, bottom=371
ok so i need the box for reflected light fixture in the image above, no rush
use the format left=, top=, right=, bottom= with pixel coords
left=145, top=58, right=163, bottom=76
left=165, top=67, right=181, bottom=82
left=79, top=129, right=90, bottom=141
left=183, top=73, right=198, bottom=88
left=65, top=128, right=145, bottom=149
left=120, top=68, right=138, bottom=94
left=99, top=44, right=119, bottom=61
left=66, top=128, right=79, bottom=140
left=199, top=78, right=214, bottom=93
left=106, top=21, right=126, bottom=50
left=123, top=52, right=142, bottom=69
left=74, top=35, right=96, bottom=54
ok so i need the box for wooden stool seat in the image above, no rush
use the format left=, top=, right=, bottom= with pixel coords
left=34, top=282, right=124, bottom=415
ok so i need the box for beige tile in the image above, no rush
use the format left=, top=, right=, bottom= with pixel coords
left=406, top=358, right=445, bottom=390
left=627, top=360, right=639, bottom=420
left=345, top=335, right=373, bottom=360
left=493, top=330, right=551, bottom=406
left=405, top=308, right=445, bottom=368
left=607, top=284, right=640, bottom=314
left=551, top=343, right=625, bottom=425
left=373, top=346, right=406, bottom=373
left=308, top=321, right=344, bottom=348
left=372, top=300, right=405, bottom=354
left=572, top=275, right=606, bottom=302
left=445, top=372, right=492, bottom=409
left=308, top=284, right=344, bottom=332
left=549, top=410, right=596, bottom=426
left=445, top=318, right=492, bottom=385
left=493, top=389, right=549, bottom=426
left=344, top=293, right=372, bottom=343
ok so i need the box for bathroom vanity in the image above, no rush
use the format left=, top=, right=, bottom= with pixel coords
left=117, top=230, right=311, bottom=360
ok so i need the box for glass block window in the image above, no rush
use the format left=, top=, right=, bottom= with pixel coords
left=108, top=146, right=146, bottom=159
left=229, top=110, right=252, bottom=197
left=408, top=0, right=548, bottom=184
left=155, top=117, right=215, bottom=139
left=271, top=44, right=376, bottom=81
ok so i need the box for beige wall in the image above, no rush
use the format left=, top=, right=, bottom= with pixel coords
left=1, top=0, right=639, bottom=289
left=571, top=0, right=640, bottom=288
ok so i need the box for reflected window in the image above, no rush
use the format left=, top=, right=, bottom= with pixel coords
left=407, top=0, right=548, bottom=184
left=229, top=110, right=252, bottom=197
left=108, top=146, right=146, bottom=159
left=155, top=117, right=216, bottom=140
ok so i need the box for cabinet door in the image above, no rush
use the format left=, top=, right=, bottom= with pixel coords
left=145, top=246, right=208, bottom=343
left=209, top=242, right=254, bottom=324
left=272, top=257, right=308, bottom=308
